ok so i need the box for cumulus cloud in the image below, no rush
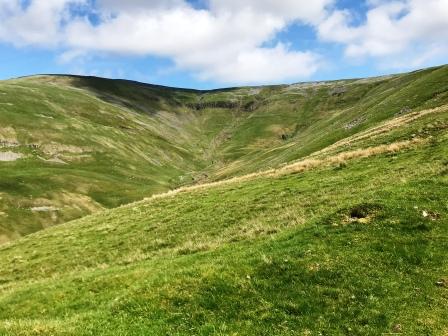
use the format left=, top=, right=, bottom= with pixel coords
left=0, top=0, right=446, bottom=83
left=0, top=0, right=83, bottom=46
left=208, top=0, right=332, bottom=24
left=97, top=0, right=186, bottom=13
left=194, top=44, right=321, bottom=84
left=63, top=0, right=331, bottom=84
left=0, top=0, right=332, bottom=84
left=318, top=0, right=448, bottom=64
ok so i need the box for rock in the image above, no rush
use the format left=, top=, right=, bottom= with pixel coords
left=243, top=100, right=257, bottom=111
left=187, top=100, right=239, bottom=110
left=0, top=140, right=20, bottom=148
left=392, top=324, right=402, bottom=333
left=330, top=86, right=347, bottom=96
left=435, top=279, right=447, bottom=288
left=344, top=116, right=367, bottom=130
left=422, top=210, right=440, bottom=220
left=31, top=206, right=60, bottom=212
left=396, top=106, right=412, bottom=116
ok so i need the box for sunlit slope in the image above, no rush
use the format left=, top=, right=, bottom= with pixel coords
left=0, top=65, right=447, bottom=242
left=205, top=65, right=448, bottom=178
left=0, top=75, right=244, bottom=241
left=0, top=100, right=447, bottom=335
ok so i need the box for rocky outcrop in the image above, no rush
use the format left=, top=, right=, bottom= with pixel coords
left=330, top=87, right=347, bottom=97
left=187, top=100, right=240, bottom=110
left=187, top=98, right=265, bottom=112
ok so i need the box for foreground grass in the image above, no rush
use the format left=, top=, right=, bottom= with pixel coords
left=0, top=108, right=446, bottom=334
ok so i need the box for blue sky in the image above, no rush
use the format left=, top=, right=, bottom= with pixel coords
left=0, top=0, right=446, bottom=89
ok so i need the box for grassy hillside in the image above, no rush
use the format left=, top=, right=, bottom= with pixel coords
left=0, top=93, right=447, bottom=335
left=1, top=65, right=448, bottom=242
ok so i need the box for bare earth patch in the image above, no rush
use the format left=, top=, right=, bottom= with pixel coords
left=38, top=156, right=67, bottom=164
left=31, top=206, right=60, bottom=212
left=0, top=152, right=23, bottom=162
left=41, top=143, right=86, bottom=156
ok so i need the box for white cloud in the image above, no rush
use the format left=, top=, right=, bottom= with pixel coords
left=0, top=0, right=446, bottom=83
left=97, top=0, right=186, bottom=13
left=0, top=0, right=84, bottom=46
left=318, top=0, right=448, bottom=66
left=0, top=0, right=331, bottom=84
left=62, top=0, right=330, bottom=84
left=194, top=43, right=321, bottom=84
left=66, top=7, right=281, bottom=56
left=208, top=0, right=332, bottom=24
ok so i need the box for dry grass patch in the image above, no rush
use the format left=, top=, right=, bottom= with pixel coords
left=40, top=143, right=87, bottom=156
left=0, top=318, right=76, bottom=336
left=176, top=240, right=217, bottom=255
left=141, top=138, right=425, bottom=206
left=317, top=104, right=448, bottom=156
left=0, top=126, right=18, bottom=143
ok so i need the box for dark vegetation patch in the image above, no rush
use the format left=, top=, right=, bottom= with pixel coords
left=186, top=100, right=240, bottom=110
left=348, top=203, right=381, bottom=219
left=323, top=203, right=384, bottom=227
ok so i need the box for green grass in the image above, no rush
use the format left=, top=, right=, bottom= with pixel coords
left=0, top=65, right=447, bottom=335
left=1, top=66, right=448, bottom=241
left=0, top=88, right=447, bottom=334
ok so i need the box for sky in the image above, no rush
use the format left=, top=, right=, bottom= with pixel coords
left=0, top=0, right=447, bottom=89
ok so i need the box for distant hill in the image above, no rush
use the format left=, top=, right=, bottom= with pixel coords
left=1, top=65, right=447, bottom=242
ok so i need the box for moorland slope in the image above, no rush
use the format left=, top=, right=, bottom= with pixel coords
left=1, top=65, right=447, bottom=242
left=0, top=65, right=447, bottom=334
